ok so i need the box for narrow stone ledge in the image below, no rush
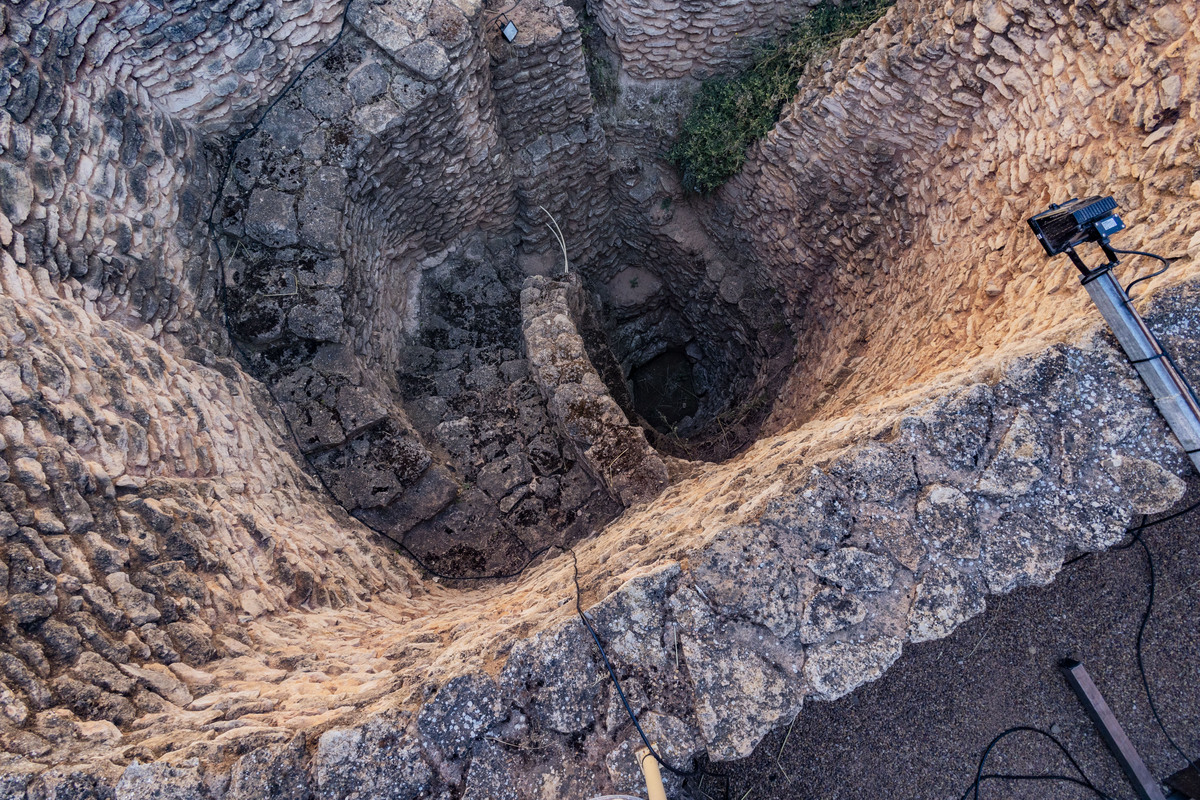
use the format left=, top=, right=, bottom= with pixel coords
left=521, top=274, right=669, bottom=508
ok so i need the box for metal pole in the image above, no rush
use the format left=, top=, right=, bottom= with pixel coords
left=1069, top=251, right=1200, bottom=475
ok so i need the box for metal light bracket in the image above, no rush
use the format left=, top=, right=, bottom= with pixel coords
left=1041, top=209, right=1200, bottom=476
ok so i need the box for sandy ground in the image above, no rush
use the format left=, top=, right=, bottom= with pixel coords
left=698, top=479, right=1200, bottom=800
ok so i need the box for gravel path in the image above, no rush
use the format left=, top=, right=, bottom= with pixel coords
left=701, top=479, right=1200, bottom=800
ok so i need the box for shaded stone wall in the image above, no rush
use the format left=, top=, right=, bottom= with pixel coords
left=491, top=0, right=616, bottom=274
left=585, top=84, right=795, bottom=453
left=0, top=0, right=347, bottom=352
left=215, top=0, right=516, bottom=548
left=214, top=0, right=630, bottom=572
left=588, top=0, right=819, bottom=80
left=341, top=1, right=518, bottom=372
left=389, top=238, right=621, bottom=578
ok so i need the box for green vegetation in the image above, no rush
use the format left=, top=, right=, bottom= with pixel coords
left=669, top=0, right=895, bottom=194
left=581, top=20, right=620, bottom=106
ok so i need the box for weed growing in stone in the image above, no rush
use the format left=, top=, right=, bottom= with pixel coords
left=581, top=18, right=619, bottom=105
left=669, top=0, right=895, bottom=193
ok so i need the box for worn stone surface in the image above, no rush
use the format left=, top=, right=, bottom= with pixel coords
left=417, top=673, right=504, bottom=759
left=115, top=761, right=208, bottom=800
left=521, top=274, right=669, bottom=507
left=314, top=712, right=432, bottom=800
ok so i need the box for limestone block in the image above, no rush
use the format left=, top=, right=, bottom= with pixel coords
left=416, top=673, right=504, bottom=758
left=975, top=411, right=1047, bottom=497
left=246, top=189, right=300, bottom=248
left=803, top=636, right=903, bottom=702
left=461, top=741, right=518, bottom=800
left=915, top=484, right=981, bottom=559
left=907, top=563, right=986, bottom=643
left=115, top=761, right=208, bottom=800
left=798, top=587, right=866, bottom=644
left=315, top=712, right=432, bottom=800
left=669, top=586, right=802, bottom=759
left=809, top=547, right=896, bottom=592
left=228, top=736, right=311, bottom=800
left=691, top=526, right=814, bottom=638
left=499, top=620, right=602, bottom=735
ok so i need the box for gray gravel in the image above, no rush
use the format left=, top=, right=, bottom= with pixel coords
left=703, top=479, right=1200, bottom=800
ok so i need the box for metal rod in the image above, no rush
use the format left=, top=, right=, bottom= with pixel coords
left=1061, top=659, right=1167, bottom=800
left=1068, top=250, right=1200, bottom=475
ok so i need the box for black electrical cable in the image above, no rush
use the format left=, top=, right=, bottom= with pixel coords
left=564, top=548, right=732, bottom=798
left=1129, top=524, right=1196, bottom=770
left=959, top=726, right=1116, bottom=800
left=973, top=497, right=1200, bottom=800
left=965, top=772, right=1116, bottom=799
left=1110, top=248, right=1172, bottom=299
left=1064, top=501, right=1200, bottom=773
left=1106, top=245, right=1200, bottom=415
left=373, top=539, right=735, bottom=793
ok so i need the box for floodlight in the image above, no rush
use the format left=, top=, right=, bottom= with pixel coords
left=498, top=14, right=518, bottom=42
left=1027, top=195, right=1124, bottom=257
left=1027, top=196, right=1200, bottom=474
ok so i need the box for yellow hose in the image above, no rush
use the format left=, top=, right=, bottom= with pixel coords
left=636, top=747, right=668, bottom=800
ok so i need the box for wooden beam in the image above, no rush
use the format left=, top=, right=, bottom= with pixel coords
left=1061, top=659, right=1166, bottom=800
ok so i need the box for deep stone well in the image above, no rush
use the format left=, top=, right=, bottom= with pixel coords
left=1, top=0, right=1200, bottom=796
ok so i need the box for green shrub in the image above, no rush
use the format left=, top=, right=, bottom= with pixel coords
left=582, top=19, right=620, bottom=105
left=669, top=0, right=895, bottom=194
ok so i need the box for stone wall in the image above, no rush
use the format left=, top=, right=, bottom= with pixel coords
left=491, top=0, right=616, bottom=273
left=389, top=239, right=621, bottom=577
left=521, top=274, right=668, bottom=506
left=705, top=0, right=1200, bottom=430
left=212, top=0, right=635, bottom=573
left=3, top=0, right=1200, bottom=796
left=588, top=0, right=818, bottom=80
left=0, top=0, right=348, bottom=354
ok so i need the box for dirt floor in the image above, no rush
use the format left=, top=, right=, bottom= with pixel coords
left=698, top=478, right=1200, bottom=800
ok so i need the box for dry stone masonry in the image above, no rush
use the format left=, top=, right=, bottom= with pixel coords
left=1, top=0, right=1200, bottom=796
left=706, top=0, right=1200, bottom=430
left=589, top=0, right=820, bottom=80
left=521, top=274, right=668, bottom=506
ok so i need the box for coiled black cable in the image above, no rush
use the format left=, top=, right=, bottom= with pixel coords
left=963, top=497, right=1200, bottom=799
left=959, top=726, right=1116, bottom=800
left=1125, top=522, right=1196, bottom=770
left=1111, top=247, right=1172, bottom=299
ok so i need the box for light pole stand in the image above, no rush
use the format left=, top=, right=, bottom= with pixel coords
left=1065, top=243, right=1200, bottom=476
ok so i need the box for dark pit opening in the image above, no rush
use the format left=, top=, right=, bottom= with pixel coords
left=631, top=348, right=699, bottom=432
